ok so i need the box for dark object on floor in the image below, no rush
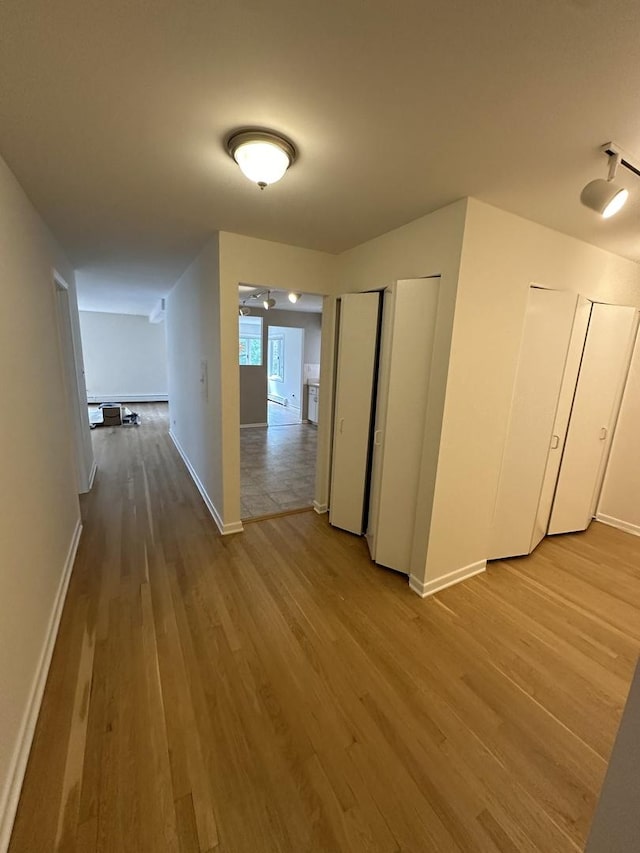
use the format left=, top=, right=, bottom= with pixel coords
left=89, top=404, right=141, bottom=428
left=100, top=405, right=122, bottom=427
left=122, top=409, right=140, bottom=426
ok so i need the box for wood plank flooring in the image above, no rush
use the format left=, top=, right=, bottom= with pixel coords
left=9, top=403, right=640, bottom=852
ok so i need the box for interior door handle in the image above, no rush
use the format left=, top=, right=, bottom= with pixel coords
left=550, top=434, right=560, bottom=450
left=599, top=427, right=608, bottom=441
left=374, top=429, right=383, bottom=446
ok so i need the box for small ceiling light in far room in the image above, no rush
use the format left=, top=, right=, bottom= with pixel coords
left=263, top=291, right=276, bottom=310
left=581, top=143, right=630, bottom=218
left=226, top=129, right=297, bottom=189
left=288, top=292, right=302, bottom=303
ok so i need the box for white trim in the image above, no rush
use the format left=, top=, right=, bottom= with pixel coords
left=313, top=501, right=328, bottom=514
left=169, top=431, right=243, bottom=536
left=240, top=422, right=268, bottom=429
left=0, top=517, right=82, bottom=853
left=595, top=512, right=640, bottom=538
left=87, top=460, right=98, bottom=491
left=86, top=394, right=168, bottom=403
left=409, top=559, right=486, bottom=598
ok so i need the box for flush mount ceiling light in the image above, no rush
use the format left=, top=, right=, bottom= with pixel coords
left=226, top=129, right=297, bottom=190
left=580, top=143, right=638, bottom=218
left=288, top=292, right=302, bottom=303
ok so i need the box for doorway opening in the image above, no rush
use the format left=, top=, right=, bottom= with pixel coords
left=238, top=286, right=323, bottom=520
left=267, top=325, right=304, bottom=426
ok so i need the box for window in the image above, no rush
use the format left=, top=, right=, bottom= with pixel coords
left=268, top=335, right=284, bottom=382
left=239, top=316, right=263, bottom=365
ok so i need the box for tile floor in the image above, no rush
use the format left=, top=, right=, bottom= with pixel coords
left=267, top=399, right=301, bottom=426
left=240, top=422, right=317, bottom=519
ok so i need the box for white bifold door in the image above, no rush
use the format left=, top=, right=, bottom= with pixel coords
left=489, top=288, right=587, bottom=561
left=329, top=292, right=381, bottom=534
left=548, top=303, right=638, bottom=535
left=366, top=278, right=440, bottom=573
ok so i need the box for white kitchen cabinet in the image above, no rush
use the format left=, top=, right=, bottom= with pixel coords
left=548, top=302, right=638, bottom=535
left=329, top=292, right=381, bottom=535
left=307, top=384, right=319, bottom=424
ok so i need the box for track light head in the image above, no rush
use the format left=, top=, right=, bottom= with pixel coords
left=263, top=291, right=276, bottom=310
left=288, top=292, right=302, bottom=303
left=581, top=144, right=632, bottom=218
left=580, top=178, right=628, bottom=218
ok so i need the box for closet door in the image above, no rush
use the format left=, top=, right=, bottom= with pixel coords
left=489, top=288, right=580, bottom=561
left=329, top=292, right=381, bottom=534
left=548, top=303, right=638, bottom=535
left=597, top=331, right=640, bottom=529
left=367, top=278, right=440, bottom=573
left=531, top=297, right=591, bottom=550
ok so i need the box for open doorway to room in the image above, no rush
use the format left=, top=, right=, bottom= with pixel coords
left=267, top=325, right=304, bottom=426
left=238, top=286, right=323, bottom=520
left=78, top=308, right=169, bottom=430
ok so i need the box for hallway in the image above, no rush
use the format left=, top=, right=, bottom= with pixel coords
left=8, top=404, right=640, bottom=852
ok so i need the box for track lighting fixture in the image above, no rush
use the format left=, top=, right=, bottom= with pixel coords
left=581, top=143, right=638, bottom=218
left=239, top=301, right=251, bottom=316
left=288, top=292, right=302, bottom=303
left=263, top=290, right=276, bottom=310
left=226, top=129, right=297, bottom=189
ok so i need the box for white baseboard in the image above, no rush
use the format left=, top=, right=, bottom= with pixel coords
left=0, top=517, right=82, bottom=853
left=409, top=559, right=486, bottom=598
left=240, top=422, right=268, bottom=429
left=313, top=501, right=328, bottom=514
left=87, top=460, right=97, bottom=491
left=86, top=394, right=168, bottom=403
left=169, top=431, right=243, bottom=536
left=595, top=513, right=640, bottom=538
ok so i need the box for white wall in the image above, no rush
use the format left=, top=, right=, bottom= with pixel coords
left=0, top=154, right=89, bottom=849
left=423, top=198, right=640, bottom=587
left=249, top=307, right=322, bottom=363
left=598, top=332, right=640, bottom=535
left=79, top=310, right=168, bottom=402
left=165, top=234, right=235, bottom=532
left=339, top=199, right=469, bottom=582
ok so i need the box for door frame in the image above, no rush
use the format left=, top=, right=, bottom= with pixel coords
left=52, top=271, right=94, bottom=493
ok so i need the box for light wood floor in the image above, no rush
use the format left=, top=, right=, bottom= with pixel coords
left=9, top=404, right=640, bottom=852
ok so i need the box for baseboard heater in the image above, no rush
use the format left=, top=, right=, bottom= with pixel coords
left=268, top=393, right=288, bottom=406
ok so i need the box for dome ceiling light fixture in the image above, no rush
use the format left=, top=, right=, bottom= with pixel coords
left=288, top=292, right=302, bottom=303
left=226, top=128, right=297, bottom=190
left=580, top=142, right=639, bottom=218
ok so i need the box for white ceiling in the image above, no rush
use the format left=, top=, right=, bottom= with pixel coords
left=2, top=0, right=640, bottom=315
